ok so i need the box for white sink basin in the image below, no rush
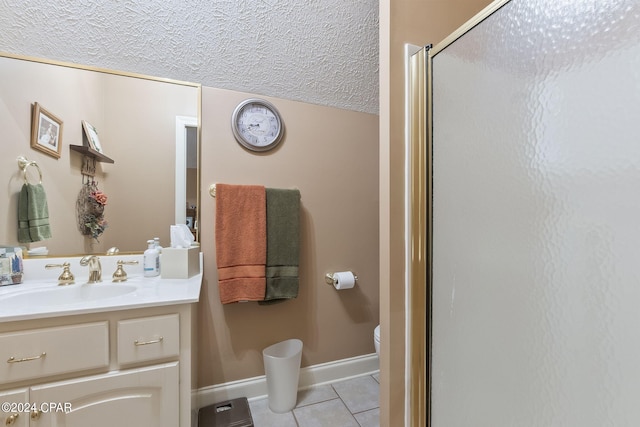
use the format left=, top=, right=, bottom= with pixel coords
left=0, top=253, right=203, bottom=322
left=0, top=283, right=136, bottom=308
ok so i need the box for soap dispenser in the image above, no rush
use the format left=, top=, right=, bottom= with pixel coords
left=143, top=240, right=160, bottom=277
left=153, top=237, right=162, bottom=273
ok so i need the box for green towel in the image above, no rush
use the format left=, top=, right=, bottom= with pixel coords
left=261, top=188, right=301, bottom=304
left=17, top=183, right=52, bottom=243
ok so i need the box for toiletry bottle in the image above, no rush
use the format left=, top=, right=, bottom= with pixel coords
left=153, top=237, right=162, bottom=273
left=143, top=240, right=160, bottom=277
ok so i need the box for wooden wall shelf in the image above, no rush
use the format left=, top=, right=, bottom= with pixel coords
left=69, top=145, right=114, bottom=163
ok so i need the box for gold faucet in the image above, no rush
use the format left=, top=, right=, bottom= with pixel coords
left=112, top=260, right=139, bottom=282
left=79, top=255, right=102, bottom=283
left=106, top=247, right=119, bottom=255
left=45, top=262, right=75, bottom=286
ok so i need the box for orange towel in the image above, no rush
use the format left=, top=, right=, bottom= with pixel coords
left=215, top=184, right=267, bottom=304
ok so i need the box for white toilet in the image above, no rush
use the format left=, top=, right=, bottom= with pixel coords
left=374, top=325, right=380, bottom=357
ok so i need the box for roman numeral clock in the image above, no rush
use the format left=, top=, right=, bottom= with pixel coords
left=231, top=98, right=284, bottom=152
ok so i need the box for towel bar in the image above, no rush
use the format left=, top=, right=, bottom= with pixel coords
left=210, top=183, right=301, bottom=199
left=17, top=156, right=43, bottom=184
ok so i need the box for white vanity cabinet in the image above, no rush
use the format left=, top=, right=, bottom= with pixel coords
left=0, top=304, right=196, bottom=427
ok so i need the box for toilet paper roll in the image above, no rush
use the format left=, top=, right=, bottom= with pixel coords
left=333, top=271, right=356, bottom=290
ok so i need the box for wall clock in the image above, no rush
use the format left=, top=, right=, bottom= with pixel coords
left=231, top=98, right=284, bottom=152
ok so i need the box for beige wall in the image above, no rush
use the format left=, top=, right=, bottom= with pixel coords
left=0, top=56, right=197, bottom=255
left=198, top=87, right=380, bottom=386
left=379, top=0, right=494, bottom=425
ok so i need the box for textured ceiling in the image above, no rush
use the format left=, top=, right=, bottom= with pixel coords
left=0, top=0, right=379, bottom=114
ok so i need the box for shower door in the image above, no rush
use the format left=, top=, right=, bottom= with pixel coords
left=429, top=0, right=640, bottom=425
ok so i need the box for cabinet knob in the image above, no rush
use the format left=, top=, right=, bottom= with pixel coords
left=30, top=409, right=41, bottom=420
left=5, top=413, right=18, bottom=426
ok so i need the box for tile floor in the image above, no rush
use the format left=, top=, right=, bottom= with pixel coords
left=248, top=373, right=380, bottom=427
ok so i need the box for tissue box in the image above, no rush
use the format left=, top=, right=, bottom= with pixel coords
left=161, top=247, right=199, bottom=279
left=0, top=247, right=23, bottom=286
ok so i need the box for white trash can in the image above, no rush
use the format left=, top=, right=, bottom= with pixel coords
left=262, top=339, right=303, bottom=413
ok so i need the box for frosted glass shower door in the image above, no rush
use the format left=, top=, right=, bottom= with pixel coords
left=430, top=1, right=640, bottom=425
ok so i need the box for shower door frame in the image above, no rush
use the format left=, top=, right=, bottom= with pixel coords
left=407, top=44, right=428, bottom=427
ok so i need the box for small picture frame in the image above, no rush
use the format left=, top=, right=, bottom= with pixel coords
left=82, top=120, right=103, bottom=153
left=31, top=102, right=63, bottom=159
left=186, top=217, right=194, bottom=229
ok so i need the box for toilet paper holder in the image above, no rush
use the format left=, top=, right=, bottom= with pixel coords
left=325, top=272, right=358, bottom=286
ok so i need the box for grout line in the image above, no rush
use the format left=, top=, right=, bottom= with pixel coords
left=251, top=375, right=380, bottom=426
left=295, top=396, right=340, bottom=409
left=333, top=386, right=361, bottom=427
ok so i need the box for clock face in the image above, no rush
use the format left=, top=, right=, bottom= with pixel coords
left=231, top=99, right=284, bottom=152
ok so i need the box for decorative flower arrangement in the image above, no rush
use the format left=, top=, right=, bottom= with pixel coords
left=84, top=215, right=108, bottom=241
left=85, top=189, right=108, bottom=240
left=77, top=183, right=108, bottom=241
left=91, top=190, right=108, bottom=207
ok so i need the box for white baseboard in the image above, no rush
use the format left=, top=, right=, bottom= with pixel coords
left=194, top=353, right=379, bottom=408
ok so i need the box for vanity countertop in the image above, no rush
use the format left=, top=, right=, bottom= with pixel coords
left=0, top=253, right=202, bottom=322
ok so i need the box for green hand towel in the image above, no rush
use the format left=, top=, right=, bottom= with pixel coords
left=17, top=185, right=31, bottom=243
left=17, top=183, right=52, bottom=243
left=261, top=188, right=301, bottom=304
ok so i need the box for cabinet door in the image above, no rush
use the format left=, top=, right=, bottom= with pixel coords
left=0, top=388, right=29, bottom=427
left=29, top=362, right=178, bottom=427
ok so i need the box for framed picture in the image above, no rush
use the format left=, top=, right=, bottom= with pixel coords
left=31, top=102, right=63, bottom=158
left=82, top=120, right=103, bottom=153
left=186, top=216, right=194, bottom=229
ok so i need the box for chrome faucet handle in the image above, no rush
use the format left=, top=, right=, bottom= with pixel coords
left=79, top=255, right=102, bottom=283
left=45, top=262, right=75, bottom=286
left=112, top=260, right=139, bottom=282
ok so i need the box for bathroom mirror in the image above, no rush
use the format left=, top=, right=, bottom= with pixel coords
left=0, top=53, right=200, bottom=256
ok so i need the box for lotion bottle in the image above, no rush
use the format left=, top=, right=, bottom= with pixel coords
left=143, top=240, right=160, bottom=277
left=153, top=237, right=162, bottom=273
